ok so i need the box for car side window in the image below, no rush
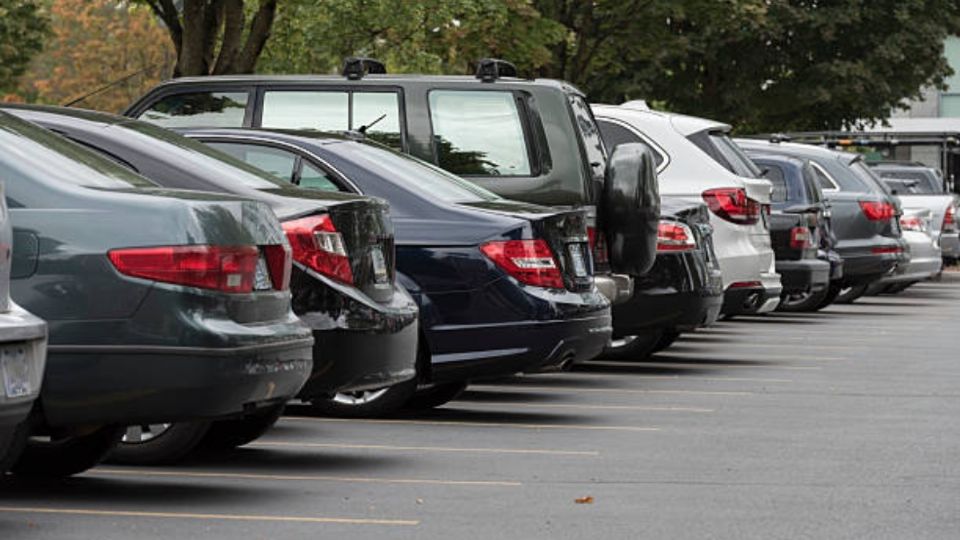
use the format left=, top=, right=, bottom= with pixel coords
left=205, top=141, right=344, bottom=192
left=810, top=162, right=839, bottom=191
left=428, top=90, right=532, bottom=176
left=298, top=161, right=341, bottom=192
left=763, top=164, right=789, bottom=203
left=352, top=92, right=402, bottom=149
left=262, top=91, right=350, bottom=132
left=139, top=91, right=249, bottom=128
left=597, top=120, right=665, bottom=168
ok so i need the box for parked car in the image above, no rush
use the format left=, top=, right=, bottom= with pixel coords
left=124, top=58, right=660, bottom=343
left=736, top=138, right=906, bottom=304
left=745, top=153, right=840, bottom=311
left=0, top=110, right=313, bottom=476
left=602, top=196, right=723, bottom=359
left=870, top=162, right=959, bottom=263
left=3, top=105, right=420, bottom=429
left=871, top=186, right=943, bottom=293
left=593, top=102, right=782, bottom=316
left=181, top=128, right=614, bottom=411
left=0, top=186, right=47, bottom=473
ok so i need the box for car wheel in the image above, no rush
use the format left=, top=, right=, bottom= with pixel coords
left=11, top=425, right=124, bottom=477
left=600, top=331, right=663, bottom=361
left=308, top=379, right=418, bottom=418
left=778, top=288, right=832, bottom=312
left=652, top=330, right=681, bottom=353
left=403, top=382, right=468, bottom=410
left=0, top=422, right=29, bottom=473
left=835, top=284, right=869, bottom=304
left=196, top=404, right=286, bottom=453
left=108, top=421, right=211, bottom=465
left=816, top=282, right=842, bottom=309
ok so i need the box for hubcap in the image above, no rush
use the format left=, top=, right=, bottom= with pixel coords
left=122, top=423, right=172, bottom=444
left=331, top=388, right=389, bottom=406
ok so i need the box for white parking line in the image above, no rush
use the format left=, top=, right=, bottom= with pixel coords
left=0, top=506, right=419, bottom=526
left=450, top=401, right=716, bottom=412
left=91, top=468, right=522, bottom=487
left=283, top=416, right=660, bottom=432
left=470, top=384, right=753, bottom=396
left=250, top=441, right=601, bottom=456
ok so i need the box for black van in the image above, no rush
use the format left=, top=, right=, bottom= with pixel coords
left=126, top=58, right=660, bottom=344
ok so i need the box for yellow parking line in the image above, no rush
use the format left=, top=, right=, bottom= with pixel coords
left=284, top=416, right=660, bottom=433
left=0, top=506, right=418, bottom=526
left=250, top=441, right=600, bottom=456
left=91, top=468, right=521, bottom=487
left=470, top=384, right=751, bottom=396
left=453, top=401, right=716, bottom=413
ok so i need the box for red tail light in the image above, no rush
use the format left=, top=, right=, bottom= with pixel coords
left=702, top=188, right=760, bottom=225
left=859, top=200, right=896, bottom=221
left=728, top=280, right=762, bottom=289
left=657, top=221, right=697, bottom=252
left=263, top=244, right=292, bottom=290
left=789, top=226, right=813, bottom=249
left=586, top=227, right=609, bottom=266
left=944, top=206, right=957, bottom=232
left=108, top=245, right=259, bottom=293
left=480, top=239, right=564, bottom=289
left=899, top=215, right=925, bottom=232
left=871, top=245, right=903, bottom=255
left=283, top=214, right=354, bottom=285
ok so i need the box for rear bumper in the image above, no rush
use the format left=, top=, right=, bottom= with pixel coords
left=41, top=338, right=313, bottom=427
left=0, top=304, right=47, bottom=429
left=428, top=310, right=612, bottom=383
left=836, top=241, right=901, bottom=284
left=776, top=258, right=831, bottom=294
left=940, top=232, right=960, bottom=259
left=721, top=273, right=783, bottom=315
left=882, top=233, right=942, bottom=284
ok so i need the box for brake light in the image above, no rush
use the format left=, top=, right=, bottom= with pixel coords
left=586, top=227, right=609, bottom=266
left=789, top=226, right=813, bottom=249
left=480, top=239, right=564, bottom=289
left=263, top=244, right=292, bottom=290
left=702, top=188, right=760, bottom=225
left=283, top=214, right=354, bottom=285
left=108, top=245, right=258, bottom=293
left=871, top=245, right=903, bottom=255
left=657, top=221, right=697, bottom=252
left=859, top=200, right=896, bottom=221
left=728, top=280, right=762, bottom=289
left=899, top=215, right=925, bottom=232
left=944, top=206, right=957, bottom=232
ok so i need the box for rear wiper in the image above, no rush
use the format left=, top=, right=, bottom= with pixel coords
left=357, top=114, right=387, bottom=134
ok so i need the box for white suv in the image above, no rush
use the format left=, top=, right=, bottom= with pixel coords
left=593, top=102, right=781, bottom=315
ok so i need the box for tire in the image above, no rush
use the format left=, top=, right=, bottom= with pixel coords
left=835, top=284, right=869, bottom=304
left=884, top=282, right=915, bottom=294
left=11, top=425, right=124, bottom=477
left=652, top=330, right=681, bottom=353
left=403, top=382, right=468, bottom=410
left=0, top=422, right=29, bottom=473
left=778, top=288, right=832, bottom=312
left=816, top=282, right=842, bottom=309
left=308, top=379, right=418, bottom=418
left=600, top=331, right=663, bottom=361
left=196, top=404, right=286, bottom=453
left=108, top=421, right=211, bottom=465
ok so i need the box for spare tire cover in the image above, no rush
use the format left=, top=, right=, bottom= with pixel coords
left=600, top=143, right=660, bottom=276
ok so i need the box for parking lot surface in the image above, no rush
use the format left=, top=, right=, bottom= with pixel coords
left=2, top=277, right=959, bottom=539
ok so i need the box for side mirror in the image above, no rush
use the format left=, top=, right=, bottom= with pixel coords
left=600, top=143, right=660, bottom=276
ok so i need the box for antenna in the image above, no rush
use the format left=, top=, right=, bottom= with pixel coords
left=61, top=65, right=158, bottom=108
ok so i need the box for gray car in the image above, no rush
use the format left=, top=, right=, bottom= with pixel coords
left=0, top=183, right=47, bottom=472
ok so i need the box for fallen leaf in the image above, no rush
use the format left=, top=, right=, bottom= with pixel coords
left=574, top=496, right=594, bottom=504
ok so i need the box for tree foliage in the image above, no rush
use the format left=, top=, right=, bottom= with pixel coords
left=0, top=1, right=48, bottom=95
left=137, top=0, right=278, bottom=76
left=16, top=0, right=173, bottom=112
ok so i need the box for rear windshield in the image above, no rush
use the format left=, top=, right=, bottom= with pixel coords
left=876, top=170, right=942, bottom=194
left=0, top=112, right=154, bottom=189
left=109, top=120, right=287, bottom=190
left=333, top=141, right=502, bottom=203
left=689, top=130, right=763, bottom=178
left=849, top=160, right=892, bottom=196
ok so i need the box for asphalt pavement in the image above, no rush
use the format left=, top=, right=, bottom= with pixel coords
left=2, top=275, right=959, bottom=539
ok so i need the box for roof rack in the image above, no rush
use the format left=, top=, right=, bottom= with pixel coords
left=475, top=58, right=517, bottom=82
left=342, top=57, right=386, bottom=80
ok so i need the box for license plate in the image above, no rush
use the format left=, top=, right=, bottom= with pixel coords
left=370, top=247, right=388, bottom=283
left=568, top=243, right=588, bottom=277
left=253, top=256, right=272, bottom=291
left=2, top=345, right=31, bottom=399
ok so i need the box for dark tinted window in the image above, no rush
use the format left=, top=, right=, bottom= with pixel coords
left=428, top=90, right=531, bottom=176
left=689, top=131, right=762, bottom=177
left=596, top=120, right=664, bottom=167
left=800, top=164, right=824, bottom=203
left=849, top=161, right=891, bottom=195
left=876, top=170, right=942, bottom=194
left=762, top=164, right=789, bottom=203
left=139, top=91, right=248, bottom=128
left=570, top=95, right=607, bottom=180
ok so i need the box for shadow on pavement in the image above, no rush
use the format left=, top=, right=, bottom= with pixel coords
left=0, top=475, right=250, bottom=505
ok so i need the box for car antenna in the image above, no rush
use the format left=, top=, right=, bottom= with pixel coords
left=60, top=65, right=157, bottom=107
left=357, top=114, right=386, bottom=134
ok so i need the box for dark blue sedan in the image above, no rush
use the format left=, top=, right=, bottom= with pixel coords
left=183, top=128, right=613, bottom=412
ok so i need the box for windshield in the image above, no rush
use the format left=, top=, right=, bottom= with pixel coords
left=0, top=111, right=154, bottom=189
left=110, top=120, right=287, bottom=190
left=335, top=141, right=502, bottom=203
